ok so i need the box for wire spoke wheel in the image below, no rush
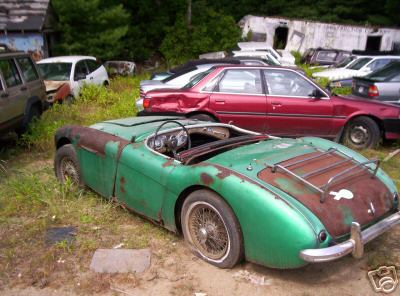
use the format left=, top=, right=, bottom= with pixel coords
left=60, top=157, right=80, bottom=184
left=187, top=202, right=229, bottom=261
left=181, top=190, right=243, bottom=268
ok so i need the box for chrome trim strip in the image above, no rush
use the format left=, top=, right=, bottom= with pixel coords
left=299, top=211, right=400, bottom=263
left=217, top=111, right=266, bottom=116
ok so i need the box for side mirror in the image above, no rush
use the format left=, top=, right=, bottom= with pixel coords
left=309, top=89, right=323, bottom=99
left=74, top=72, right=86, bottom=81
left=362, top=66, right=371, bottom=72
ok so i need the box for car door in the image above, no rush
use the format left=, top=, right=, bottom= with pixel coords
left=15, top=56, right=44, bottom=100
left=209, top=68, right=267, bottom=132
left=0, top=58, right=25, bottom=126
left=114, top=143, right=176, bottom=221
left=264, top=69, right=334, bottom=137
left=71, top=60, right=89, bottom=97
left=85, top=59, right=103, bottom=85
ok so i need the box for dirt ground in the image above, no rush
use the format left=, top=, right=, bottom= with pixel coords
left=2, top=224, right=400, bottom=296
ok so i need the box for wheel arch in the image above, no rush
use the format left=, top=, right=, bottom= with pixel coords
left=56, top=137, right=72, bottom=149
left=174, top=185, right=233, bottom=234
left=186, top=111, right=219, bottom=122
left=341, top=114, right=384, bottom=141
left=24, top=96, right=43, bottom=115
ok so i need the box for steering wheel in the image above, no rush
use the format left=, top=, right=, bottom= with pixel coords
left=153, top=120, right=192, bottom=157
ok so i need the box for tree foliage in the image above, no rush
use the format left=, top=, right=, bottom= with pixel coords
left=52, top=0, right=130, bottom=60
left=51, top=0, right=400, bottom=64
left=160, top=7, right=241, bottom=65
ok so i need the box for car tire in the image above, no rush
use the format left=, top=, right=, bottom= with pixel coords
left=63, top=95, right=74, bottom=105
left=54, top=144, right=84, bottom=187
left=189, top=114, right=216, bottom=122
left=343, top=116, right=380, bottom=149
left=181, top=189, right=243, bottom=268
left=16, top=104, right=41, bottom=135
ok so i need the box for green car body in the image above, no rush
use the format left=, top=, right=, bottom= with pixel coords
left=54, top=116, right=399, bottom=269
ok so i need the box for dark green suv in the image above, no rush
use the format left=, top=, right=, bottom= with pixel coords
left=0, top=51, right=46, bottom=135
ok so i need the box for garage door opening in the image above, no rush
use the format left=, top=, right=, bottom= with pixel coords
left=274, top=27, right=288, bottom=49
left=366, top=36, right=382, bottom=51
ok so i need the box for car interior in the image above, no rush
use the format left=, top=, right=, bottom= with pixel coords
left=147, top=120, right=268, bottom=164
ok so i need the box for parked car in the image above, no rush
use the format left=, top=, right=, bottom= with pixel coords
left=37, top=56, right=109, bottom=104
left=150, top=57, right=274, bottom=81
left=138, top=60, right=242, bottom=110
left=150, top=58, right=241, bottom=81
left=302, top=48, right=351, bottom=66
left=351, top=61, right=400, bottom=105
left=104, top=60, right=136, bottom=77
left=0, top=51, right=46, bottom=135
left=54, top=116, right=400, bottom=269
left=139, top=65, right=400, bottom=149
left=236, top=42, right=296, bottom=66
left=313, top=56, right=400, bottom=82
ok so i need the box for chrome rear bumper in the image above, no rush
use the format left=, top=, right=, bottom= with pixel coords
left=300, top=211, right=400, bottom=263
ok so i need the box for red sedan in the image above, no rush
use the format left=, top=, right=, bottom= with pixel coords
left=139, top=65, right=400, bottom=149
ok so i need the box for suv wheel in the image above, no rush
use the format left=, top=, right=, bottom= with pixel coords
left=16, top=105, right=41, bottom=135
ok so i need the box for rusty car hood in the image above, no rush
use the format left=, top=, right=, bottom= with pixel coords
left=44, top=80, right=69, bottom=92
left=206, top=138, right=396, bottom=239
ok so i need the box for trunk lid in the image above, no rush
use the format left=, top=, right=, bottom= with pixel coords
left=207, top=139, right=394, bottom=238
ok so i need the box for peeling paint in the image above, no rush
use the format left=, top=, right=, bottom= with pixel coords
left=200, top=173, right=214, bottom=186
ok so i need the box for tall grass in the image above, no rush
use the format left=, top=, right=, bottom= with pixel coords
left=20, top=76, right=144, bottom=151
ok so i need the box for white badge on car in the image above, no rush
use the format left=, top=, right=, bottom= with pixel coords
left=329, top=189, right=354, bottom=201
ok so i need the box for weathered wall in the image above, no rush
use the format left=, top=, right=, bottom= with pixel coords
left=239, top=15, right=400, bottom=53
left=0, top=33, right=45, bottom=61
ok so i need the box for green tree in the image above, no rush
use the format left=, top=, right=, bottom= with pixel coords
left=160, top=7, right=241, bottom=65
left=52, top=0, right=130, bottom=60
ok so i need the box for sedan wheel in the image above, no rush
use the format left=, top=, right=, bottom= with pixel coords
left=343, top=116, right=380, bottom=149
left=181, top=190, right=243, bottom=268
left=54, top=144, right=84, bottom=187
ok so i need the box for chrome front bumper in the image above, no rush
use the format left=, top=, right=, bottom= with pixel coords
left=300, top=211, right=400, bottom=263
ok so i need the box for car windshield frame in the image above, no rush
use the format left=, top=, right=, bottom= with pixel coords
left=336, top=56, right=357, bottom=68
left=347, top=58, right=372, bottom=70
left=38, top=62, right=72, bottom=81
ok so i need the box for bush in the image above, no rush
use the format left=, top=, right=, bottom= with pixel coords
left=20, top=76, right=141, bottom=151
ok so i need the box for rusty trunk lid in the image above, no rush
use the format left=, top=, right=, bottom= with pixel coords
left=206, top=139, right=395, bottom=239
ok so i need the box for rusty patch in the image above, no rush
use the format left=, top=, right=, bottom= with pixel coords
left=162, top=159, right=175, bottom=168
left=54, top=83, right=71, bottom=102
left=120, top=177, right=126, bottom=193
left=258, top=151, right=394, bottom=238
left=56, top=125, right=130, bottom=157
left=200, top=173, right=214, bottom=186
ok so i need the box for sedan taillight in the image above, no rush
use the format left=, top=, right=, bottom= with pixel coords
left=143, top=98, right=151, bottom=109
left=368, top=85, right=379, bottom=97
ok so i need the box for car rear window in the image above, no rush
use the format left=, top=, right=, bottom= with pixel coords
left=17, top=57, right=39, bottom=82
left=316, top=51, right=337, bottom=62
left=86, top=59, right=100, bottom=73
left=182, top=68, right=214, bottom=89
left=347, top=58, right=372, bottom=70
left=366, top=61, right=400, bottom=82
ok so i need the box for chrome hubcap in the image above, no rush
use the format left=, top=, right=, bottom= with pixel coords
left=188, top=203, right=229, bottom=260
left=350, top=125, right=369, bottom=144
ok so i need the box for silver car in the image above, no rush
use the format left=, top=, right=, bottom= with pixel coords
left=351, top=61, right=400, bottom=105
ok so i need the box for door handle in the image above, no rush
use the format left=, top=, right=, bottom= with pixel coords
left=21, top=86, right=27, bottom=91
left=215, top=99, right=225, bottom=104
left=271, top=102, right=282, bottom=106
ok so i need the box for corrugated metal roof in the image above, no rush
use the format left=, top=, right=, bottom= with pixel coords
left=0, top=0, right=50, bottom=31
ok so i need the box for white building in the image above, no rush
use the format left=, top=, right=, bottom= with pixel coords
left=239, top=15, right=400, bottom=53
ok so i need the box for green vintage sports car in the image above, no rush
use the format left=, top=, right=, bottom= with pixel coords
left=54, top=116, right=400, bottom=269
